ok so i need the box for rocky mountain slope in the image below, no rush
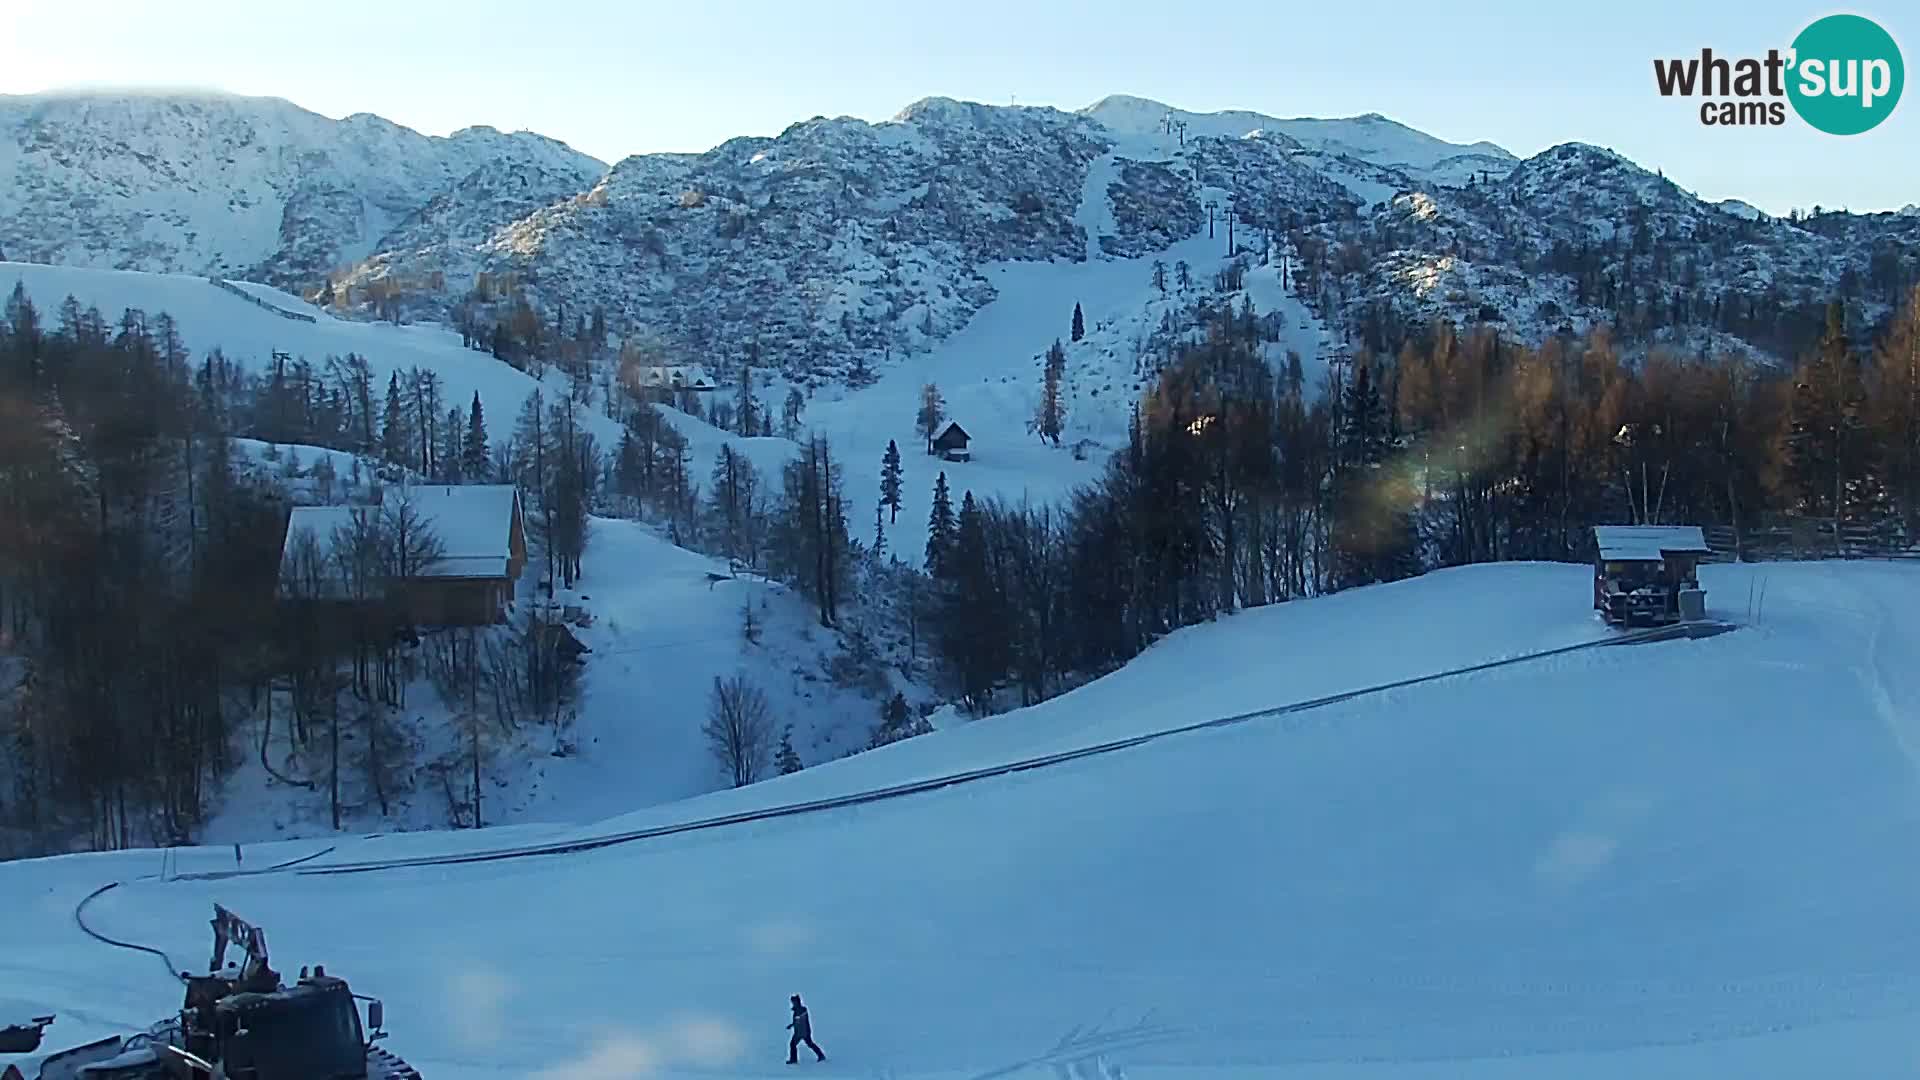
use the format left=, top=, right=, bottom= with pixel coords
left=1078, top=93, right=1516, bottom=180
left=1292, top=142, right=1920, bottom=361
left=5, top=90, right=1917, bottom=386
left=320, top=95, right=1920, bottom=380
left=0, top=91, right=606, bottom=285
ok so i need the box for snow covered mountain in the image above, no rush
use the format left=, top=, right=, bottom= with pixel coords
left=323, top=94, right=1919, bottom=379
left=1294, top=141, right=1920, bottom=360
left=0, top=91, right=606, bottom=285
left=1717, top=198, right=1768, bottom=221
left=6, top=89, right=1918, bottom=385
left=1078, top=93, right=1516, bottom=177
left=340, top=97, right=1114, bottom=386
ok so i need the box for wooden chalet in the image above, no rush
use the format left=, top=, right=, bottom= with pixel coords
left=931, top=420, right=971, bottom=462
left=1591, top=524, right=1711, bottom=626
left=278, top=485, right=528, bottom=627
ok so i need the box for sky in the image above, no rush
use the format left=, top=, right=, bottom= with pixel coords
left=2, top=0, right=1914, bottom=217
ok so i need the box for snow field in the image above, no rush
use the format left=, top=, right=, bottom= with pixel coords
left=5, top=562, right=1920, bottom=1078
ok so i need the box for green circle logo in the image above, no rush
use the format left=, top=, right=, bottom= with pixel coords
left=1787, top=14, right=1904, bottom=134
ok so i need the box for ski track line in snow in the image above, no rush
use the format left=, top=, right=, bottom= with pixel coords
left=1844, top=568, right=1920, bottom=792
left=146, top=620, right=1727, bottom=882
left=965, top=1015, right=1173, bottom=1080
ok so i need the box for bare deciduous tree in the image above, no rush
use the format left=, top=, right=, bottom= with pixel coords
left=703, top=673, right=775, bottom=787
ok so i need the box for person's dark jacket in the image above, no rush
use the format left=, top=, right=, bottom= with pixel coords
left=789, top=1004, right=812, bottom=1039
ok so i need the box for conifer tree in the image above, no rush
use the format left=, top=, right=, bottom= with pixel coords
left=938, top=490, right=1010, bottom=713
left=776, top=727, right=803, bottom=774
left=736, top=365, right=759, bottom=436
left=880, top=439, right=904, bottom=522
left=439, top=407, right=465, bottom=484
left=1036, top=340, right=1066, bottom=446
left=1330, top=360, right=1417, bottom=587
left=1071, top=302, right=1085, bottom=342
left=380, top=371, right=413, bottom=468
left=925, top=471, right=955, bottom=574
left=462, top=392, right=490, bottom=482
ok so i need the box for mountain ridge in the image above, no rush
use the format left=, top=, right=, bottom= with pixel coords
left=1077, top=93, right=1515, bottom=170
left=3, top=89, right=1916, bottom=386
left=0, top=89, right=607, bottom=285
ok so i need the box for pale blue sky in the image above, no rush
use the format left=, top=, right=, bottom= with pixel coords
left=3, top=0, right=1913, bottom=216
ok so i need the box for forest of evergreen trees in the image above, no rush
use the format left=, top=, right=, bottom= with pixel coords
left=915, top=286, right=1920, bottom=716
left=0, top=284, right=597, bottom=855
left=0, top=285, right=291, bottom=853
left=5, top=271, right=1918, bottom=853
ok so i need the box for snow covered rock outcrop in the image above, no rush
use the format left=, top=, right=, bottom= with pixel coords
left=1290, top=140, right=1920, bottom=360
left=0, top=91, right=605, bottom=285
left=337, top=98, right=1110, bottom=385
left=6, top=89, right=1918, bottom=383
left=1078, top=94, right=1516, bottom=179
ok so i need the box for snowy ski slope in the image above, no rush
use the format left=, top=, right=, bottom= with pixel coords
left=7, top=560, right=1920, bottom=1078
left=3, top=116, right=1335, bottom=584
left=0, top=261, right=624, bottom=452
left=0, top=137, right=1334, bottom=838
left=806, top=133, right=1332, bottom=569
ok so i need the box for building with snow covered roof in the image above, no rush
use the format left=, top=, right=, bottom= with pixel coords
left=931, top=420, right=970, bottom=461
left=634, top=364, right=715, bottom=392
left=1591, top=525, right=1710, bottom=627
left=278, top=484, right=527, bottom=626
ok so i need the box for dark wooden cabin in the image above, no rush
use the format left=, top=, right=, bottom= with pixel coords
left=278, top=485, right=527, bottom=627
left=1592, top=525, right=1711, bottom=626
left=931, top=420, right=971, bottom=462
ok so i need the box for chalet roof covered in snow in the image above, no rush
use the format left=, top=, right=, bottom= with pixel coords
left=1592, top=525, right=1711, bottom=562
left=933, top=420, right=968, bottom=444
left=280, top=485, right=522, bottom=584
left=636, top=363, right=714, bottom=389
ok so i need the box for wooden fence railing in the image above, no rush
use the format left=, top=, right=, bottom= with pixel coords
left=207, top=276, right=318, bottom=323
left=1704, top=518, right=1920, bottom=563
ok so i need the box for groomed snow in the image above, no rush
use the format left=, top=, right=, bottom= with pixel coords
left=803, top=130, right=1331, bottom=570
left=519, top=517, right=903, bottom=822
left=8, top=560, right=1920, bottom=1078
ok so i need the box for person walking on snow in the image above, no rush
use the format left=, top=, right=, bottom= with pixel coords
left=787, top=994, right=825, bottom=1064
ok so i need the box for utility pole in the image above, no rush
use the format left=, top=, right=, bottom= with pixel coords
left=472, top=628, right=484, bottom=827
